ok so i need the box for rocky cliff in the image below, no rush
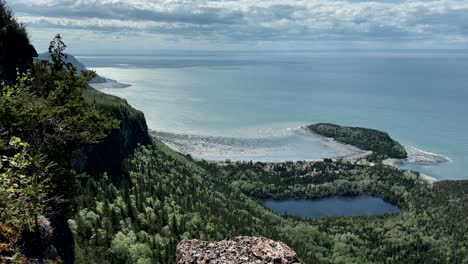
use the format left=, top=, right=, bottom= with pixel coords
left=177, top=237, right=301, bottom=264
left=83, top=102, right=150, bottom=181
left=79, top=86, right=151, bottom=182
left=53, top=87, right=150, bottom=263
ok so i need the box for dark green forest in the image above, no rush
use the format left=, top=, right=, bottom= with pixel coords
left=1, top=1, right=468, bottom=263
left=308, top=123, right=408, bottom=160
left=73, top=141, right=468, bottom=263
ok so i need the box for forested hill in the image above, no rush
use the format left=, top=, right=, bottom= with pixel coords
left=1, top=2, right=149, bottom=260
left=81, top=87, right=150, bottom=181
left=37, top=52, right=121, bottom=85
left=73, top=138, right=468, bottom=263
left=1, top=46, right=149, bottom=264
left=307, top=123, right=407, bottom=159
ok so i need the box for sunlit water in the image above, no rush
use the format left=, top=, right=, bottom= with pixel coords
left=80, top=51, right=468, bottom=180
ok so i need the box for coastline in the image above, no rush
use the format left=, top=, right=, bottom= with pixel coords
left=151, top=128, right=371, bottom=163
left=304, top=129, right=372, bottom=162
left=404, top=145, right=451, bottom=164
left=149, top=128, right=449, bottom=184
left=90, top=79, right=131, bottom=89
left=382, top=144, right=451, bottom=184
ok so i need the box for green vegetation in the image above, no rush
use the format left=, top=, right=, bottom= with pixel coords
left=0, top=34, right=118, bottom=261
left=71, top=141, right=280, bottom=263
left=82, top=85, right=150, bottom=181
left=0, top=137, right=53, bottom=232
left=308, top=123, right=408, bottom=160
left=203, top=160, right=428, bottom=209
left=1, top=2, right=467, bottom=263
left=73, top=140, right=468, bottom=263
left=83, top=86, right=147, bottom=131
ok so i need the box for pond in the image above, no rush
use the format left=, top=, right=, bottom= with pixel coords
left=264, top=195, right=400, bottom=219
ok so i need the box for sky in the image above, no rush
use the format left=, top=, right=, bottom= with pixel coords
left=7, top=0, right=468, bottom=54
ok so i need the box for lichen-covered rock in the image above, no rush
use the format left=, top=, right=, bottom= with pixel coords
left=177, top=236, right=301, bottom=264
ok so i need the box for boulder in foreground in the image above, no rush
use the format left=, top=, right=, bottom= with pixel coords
left=177, top=236, right=300, bottom=264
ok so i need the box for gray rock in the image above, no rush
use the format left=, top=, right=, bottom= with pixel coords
left=177, top=236, right=301, bottom=264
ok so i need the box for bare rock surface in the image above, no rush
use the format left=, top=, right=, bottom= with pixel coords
left=177, top=236, right=301, bottom=264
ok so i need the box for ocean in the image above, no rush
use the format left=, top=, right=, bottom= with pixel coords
left=80, top=51, right=468, bottom=180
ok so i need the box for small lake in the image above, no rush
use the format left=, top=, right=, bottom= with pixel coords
left=264, top=195, right=400, bottom=219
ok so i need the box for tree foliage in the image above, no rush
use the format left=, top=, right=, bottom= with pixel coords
left=73, top=140, right=468, bottom=263
left=0, top=35, right=118, bottom=261
left=0, top=136, right=52, bottom=232
left=308, top=123, right=407, bottom=160
left=0, top=0, right=31, bottom=83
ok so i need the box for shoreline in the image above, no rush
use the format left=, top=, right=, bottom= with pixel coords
left=304, top=129, right=373, bottom=162
left=150, top=128, right=449, bottom=184
left=151, top=128, right=372, bottom=163
left=382, top=145, right=451, bottom=183
left=404, top=145, right=451, bottom=164
left=90, top=79, right=132, bottom=89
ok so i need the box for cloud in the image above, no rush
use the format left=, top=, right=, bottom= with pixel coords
left=8, top=0, right=468, bottom=51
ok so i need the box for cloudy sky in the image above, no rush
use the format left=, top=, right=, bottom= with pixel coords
left=7, top=0, right=468, bottom=54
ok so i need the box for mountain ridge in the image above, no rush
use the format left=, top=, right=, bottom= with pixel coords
left=36, top=52, right=131, bottom=88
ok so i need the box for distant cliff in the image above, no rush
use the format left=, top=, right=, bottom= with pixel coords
left=36, top=52, right=130, bottom=88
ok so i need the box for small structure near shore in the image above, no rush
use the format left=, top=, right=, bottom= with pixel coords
left=177, top=236, right=301, bottom=263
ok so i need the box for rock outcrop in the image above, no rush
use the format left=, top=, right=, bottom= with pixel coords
left=177, top=236, right=300, bottom=264
left=82, top=106, right=150, bottom=182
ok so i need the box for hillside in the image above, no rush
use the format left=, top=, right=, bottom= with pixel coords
left=3, top=39, right=467, bottom=264
left=1, top=2, right=468, bottom=263
left=0, top=31, right=148, bottom=262
left=71, top=137, right=468, bottom=263
left=82, top=86, right=150, bottom=181
left=37, top=52, right=130, bottom=88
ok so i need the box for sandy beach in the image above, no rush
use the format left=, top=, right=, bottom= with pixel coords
left=404, top=145, right=451, bottom=164
left=382, top=145, right=450, bottom=183
left=152, top=129, right=449, bottom=185
left=151, top=128, right=370, bottom=163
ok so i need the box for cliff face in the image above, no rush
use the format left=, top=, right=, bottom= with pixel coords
left=35, top=53, right=150, bottom=182
left=83, top=107, right=150, bottom=181
left=54, top=88, right=150, bottom=263
left=177, top=237, right=301, bottom=264
left=77, top=86, right=151, bottom=181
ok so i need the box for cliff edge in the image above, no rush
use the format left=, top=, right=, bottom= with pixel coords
left=177, top=237, right=300, bottom=264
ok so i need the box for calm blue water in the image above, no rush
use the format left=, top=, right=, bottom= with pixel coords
left=264, top=195, right=401, bottom=219
left=80, top=51, right=468, bottom=180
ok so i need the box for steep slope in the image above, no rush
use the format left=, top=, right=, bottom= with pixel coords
left=71, top=140, right=287, bottom=263
left=81, top=86, right=150, bottom=181
left=45, top=87, right=150, bottom=263
left=72, top=136, right=468, bottom=263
